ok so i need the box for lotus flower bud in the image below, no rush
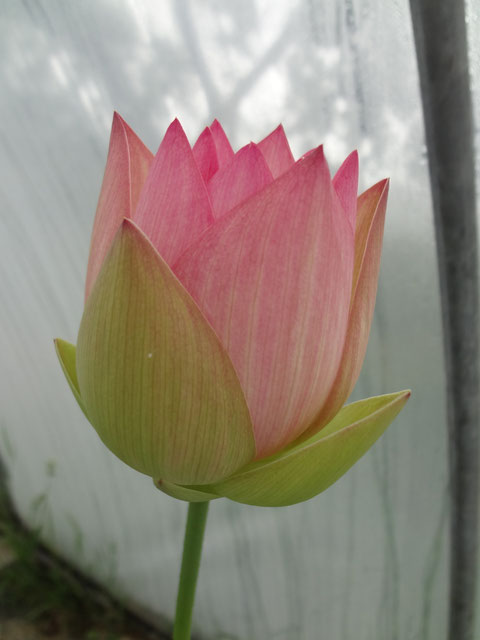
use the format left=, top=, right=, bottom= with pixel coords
left=55, top=114, right=410, bottom=506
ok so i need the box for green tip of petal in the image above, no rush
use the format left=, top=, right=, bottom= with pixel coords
left=54, top=339, right=88, bottom=418
left=212, top=390, right=411, bottom=507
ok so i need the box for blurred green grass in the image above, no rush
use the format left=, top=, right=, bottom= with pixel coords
left=0, top=462, right=168, bottom=640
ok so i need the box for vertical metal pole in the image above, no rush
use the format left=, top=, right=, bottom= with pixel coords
left=409, top=2, right=479, bottom=639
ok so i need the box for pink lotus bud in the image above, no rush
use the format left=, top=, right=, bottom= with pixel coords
left=55, top=114, right=410, bottom=507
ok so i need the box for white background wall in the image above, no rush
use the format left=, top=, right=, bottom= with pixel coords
left=1, top=1, right=479, bottom=638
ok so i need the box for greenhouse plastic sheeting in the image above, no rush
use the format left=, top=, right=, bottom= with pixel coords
left=1, top=1, right=479, bottom=638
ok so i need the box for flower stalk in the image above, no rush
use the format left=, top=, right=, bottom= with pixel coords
left=173, top=501, right=210, bottom=640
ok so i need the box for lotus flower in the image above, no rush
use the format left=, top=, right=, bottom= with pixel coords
left=55, top=114, right=409, bottom=507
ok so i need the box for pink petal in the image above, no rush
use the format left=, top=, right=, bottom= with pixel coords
left=174, top=148, right=355, bottom=458
left=208, top=143, right=273, bottom=218
left=85, top=112, right=153, bottom=301
left=210, top=119, right=234, bottom=168
left=333, top=151, right=358, bottom=229
left=133, top=119, right=214, bottom=265
left=192, top=126, right=219, bottom=182
left=300, top=179, right=389, bottom=438
left=257, top=124, right=295, bottom=178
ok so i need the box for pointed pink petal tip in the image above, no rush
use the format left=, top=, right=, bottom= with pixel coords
left=112, top=111, right=135, bottom=133
left=192, top=126, right=220, bottom=182
left=333, top=150, right=359, bottom=228
left=368, top=177, right=390, bottom=204
left=133, top=117, right=213, bottom=265
left=301, top=145, right=329, bottom=172
left=209, top=120, right=234, bottom=166
left=85, top=112, right=153, bottom=301
left=207, top=141, right=273, bottom=218
left=263, top=124, right=286, bottom=140
left=257, top=124, right=295, bottom=178
left=162, top=118, right=186, bottom=142
left=298, top=144, right=325, bottom=164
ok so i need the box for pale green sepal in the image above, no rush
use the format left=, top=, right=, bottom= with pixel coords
left=154, top=478, right=219, bottom=502
left=54, top=339, right=88, bottom=419
left=213, top=390, right=411, bottom=507
left=76, top=219, right=255, bottom=485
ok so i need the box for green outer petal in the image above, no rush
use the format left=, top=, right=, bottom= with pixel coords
left=54, top=339, right=88, bottom=418
left=154, top=479, right=219, bottom=502
left=76, top=219, right=255, bottom=485
left=212, top=390, right=410, bottom=507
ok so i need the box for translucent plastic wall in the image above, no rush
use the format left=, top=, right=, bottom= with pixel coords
left=1, top=1, right=478, bottom=638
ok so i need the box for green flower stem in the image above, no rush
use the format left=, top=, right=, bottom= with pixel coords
left=173, top=500, right=210, bottom=640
